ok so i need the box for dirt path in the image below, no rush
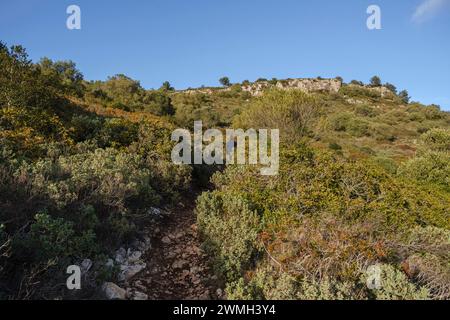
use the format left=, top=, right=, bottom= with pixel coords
left=134, top=197, right=222, bottom=300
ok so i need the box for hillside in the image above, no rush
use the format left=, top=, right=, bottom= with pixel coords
left=0, top=43, right=449, bottom=300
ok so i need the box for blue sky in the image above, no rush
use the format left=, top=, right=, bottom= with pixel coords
left=1, top=0, right=449, bottom=110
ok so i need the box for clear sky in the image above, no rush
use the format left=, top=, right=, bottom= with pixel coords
left=1, top=0, right=449, bottom=110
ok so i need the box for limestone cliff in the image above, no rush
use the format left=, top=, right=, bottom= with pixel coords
left=180, top=78, right=343, bottom=96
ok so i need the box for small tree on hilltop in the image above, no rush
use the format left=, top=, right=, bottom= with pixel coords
left=370, top=76, right=382, bottom=87
left=269, top=78, right=278, bottom=85
left=219, top=77, right=231, bottom=87
left=385, top=83, right=397, bottom=94
left=160, top=81, right=174, bottom=91
left=350, top=80, right=364, bottom=86
left=398, top=90, right=410, bottom=104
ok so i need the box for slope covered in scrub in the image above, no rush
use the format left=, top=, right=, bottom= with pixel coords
left=1, top=42, right=449, bottom=300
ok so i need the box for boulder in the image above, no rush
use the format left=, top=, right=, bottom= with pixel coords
left=115, top=247, right=127, bottom=264
left=127, top=250, right=143, bottom=263
left=105, top=258, right=114, bottom=268
left=132, top=291, right=149, bottom=300
left=102, top=282, right=127, bottom=300
left=81, top=259, right=93, bottom=272
left=119, top=263, right=146, bottom=282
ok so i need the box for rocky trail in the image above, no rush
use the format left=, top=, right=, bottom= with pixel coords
left=127, top=196, right=223, bottom=300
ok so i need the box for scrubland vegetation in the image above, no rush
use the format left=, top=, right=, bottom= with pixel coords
left=0, top=43, right=190, bottom=298
left=0, top=42, right=449, bottom=300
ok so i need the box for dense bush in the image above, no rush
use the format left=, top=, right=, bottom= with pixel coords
left=86, top=75, right=175, bottom=116
left=38, top=58, right=84, bottom=97
left=339, top=85, right=381, bottom=100
left=354, top=104, right=379, bottom=118
left=173, top=93, right=219, bottom=129
left=226, top=263, right=429, bottom=300
left=398, top=226, right=450, bottom=299
left=0, top=43, right=64, bottom=112
left=197, top=143, right=449, bottom=300
left=0, top=43, right=193, bottom=298
left=399, top=151, right=449, bottom=191
left=399, top=129, right=450, bottom=191
left=196, top=191, right=261, bottom=281
left=420, top=128, right=450, bottom=151
left=234, top=89, right=322, bottom=139
left=370, top=123, right=397, bottom=142
left=329, top=112, right=370, bottom=137
left=17, top=148, right=158, bottom=210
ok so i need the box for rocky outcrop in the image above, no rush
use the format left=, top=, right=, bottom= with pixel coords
left=369, top=85, right=394, bottom=98
left=111, top=235, right=152, bottom=283
left=99, top=208, right=162, bottom=300
left=179, top=78, right=342, bottom=97
left=278, top=78, right=342, bottom=93
left=182, top=87, right=231, bottom=95
left=242, top=78, right=342, bottom=96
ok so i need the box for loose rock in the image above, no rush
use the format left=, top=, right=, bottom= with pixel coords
left=81, top=259, right=93, bottom=272
left=128, top=251, right=142, bottom=263
left=102, top=282, right=127, bottom=300
left=133, top=291, right=149, bottom=300
left=161, top=236, right=171, bottom=244
left=119, top=263, right=146, bottom=282
left=115, top=248, right=127, bottom=264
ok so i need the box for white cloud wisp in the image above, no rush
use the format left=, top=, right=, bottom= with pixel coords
left=412, top=0, right=449, bottom=23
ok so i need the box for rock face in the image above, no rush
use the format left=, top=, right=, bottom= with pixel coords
left=276, top=78, right=342, bottom=94
left=179, top=78, right=342, bottom=97
left=183, top=88, right=218, bottom=95
left=369, top=85, right=394, bottom=98
left=102, top=282, right=127, bottom=300
left=243, top=78, right=342, bottom=96
left=179, top=79, right=399, bottom=99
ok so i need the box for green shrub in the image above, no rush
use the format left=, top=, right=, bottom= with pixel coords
left=373, top=156, right=398, bottom=174
left=196, top=191, right=261, bottom=281
left=354, top=104, right=379, bottom=117
left=111, top=101, right=130, bottom=111
left=420, top=128, right=450, bottom=152
left=370, top=123, right=397, bottom=142
left=11, top=212, right=97, bottom=264
left=361, top=264, right=429, bottom=300
left=297, top=277, right=359, bottom=300
left=18, top=148, right=158, bottom=210
left=329, top=113, right=370, bottom=137
left=397, top=226, right=450, bottom=299
left=339, top=85, right=381, bottom=100
left=399, top=151, right=450, bottom=191
left=226, top=263, right=430, bottom=300
left=234, top=89, right=322, bottom=139
left=173, top=94, right=219, bottom=129
left=69, top=114, right=103, bottom=142
left=142, top=90, right=175, bottom=116
left=98, top=118, right=139, bottom=148
left=423, top=105, right=443, bottom=120
left=328, top=142, right=342, bottom=151
left=197, top=145, right=449, bottom=300
left=408, top=112, right=425, bottom=122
